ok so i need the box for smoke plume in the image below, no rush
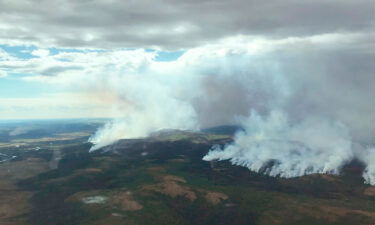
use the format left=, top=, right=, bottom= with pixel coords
left=87, top=36, right=375, bottom=184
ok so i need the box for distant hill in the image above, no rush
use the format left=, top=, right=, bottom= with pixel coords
left=0, top=119, right=105, bottom=141
left=201, top=125, right=244, bottom=135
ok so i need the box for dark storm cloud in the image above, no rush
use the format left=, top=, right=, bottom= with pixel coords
left=0, top=0, right=374, bottom=49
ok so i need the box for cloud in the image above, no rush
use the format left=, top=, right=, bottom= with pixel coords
left=0, top=0, right=374, bottom=49
left=31, top=49, right=50, bottom=57
left=0, top=48, right=155, bottom=80
left=0, top=70, right=6, bottom=77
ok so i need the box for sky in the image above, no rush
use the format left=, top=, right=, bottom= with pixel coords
left=0, top=0, right=374, bottom=121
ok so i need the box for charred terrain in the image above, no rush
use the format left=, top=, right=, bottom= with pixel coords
left=0, top=122, right=375, bottom=225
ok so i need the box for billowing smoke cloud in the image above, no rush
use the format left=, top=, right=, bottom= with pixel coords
left=87, top=42, right=290, bottom=151
left=54, top=35, right=374, bottom=184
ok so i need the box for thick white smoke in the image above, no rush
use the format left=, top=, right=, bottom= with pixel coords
left=203, top=110, right=354, bottom=178
left=88, top=71, right=200, bottom=151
